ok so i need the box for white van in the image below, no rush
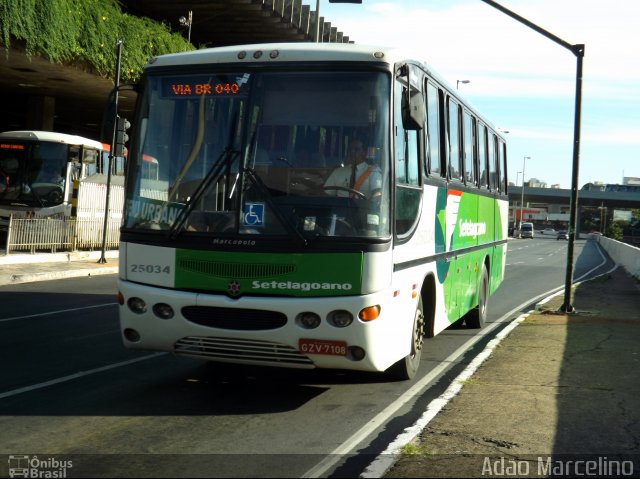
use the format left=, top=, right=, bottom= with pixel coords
left=520, top=222, right=534, bottom=238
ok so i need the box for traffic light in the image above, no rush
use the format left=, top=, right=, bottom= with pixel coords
left=114, top=116, right=130, bottom=157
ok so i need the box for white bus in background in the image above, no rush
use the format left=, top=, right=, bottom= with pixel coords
left=0, top=130, right=112, bottom=231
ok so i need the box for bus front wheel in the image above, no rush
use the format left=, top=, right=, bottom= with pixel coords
left=388, top=295, right=424, bottom=380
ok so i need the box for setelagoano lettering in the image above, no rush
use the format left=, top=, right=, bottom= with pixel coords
left=252, top=280, right=352, bottom=292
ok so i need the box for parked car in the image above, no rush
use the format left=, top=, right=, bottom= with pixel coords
left=557, top=230, right=568, bottom=240
left=542, top=228, right=556, bottom=235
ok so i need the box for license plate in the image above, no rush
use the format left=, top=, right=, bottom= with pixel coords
left=299, top=339, right=347, bottom=356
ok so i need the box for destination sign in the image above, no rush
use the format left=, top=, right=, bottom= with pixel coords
left=0, top=143, right=25, bottom=150
left=160, top=75, right=249, bottom=99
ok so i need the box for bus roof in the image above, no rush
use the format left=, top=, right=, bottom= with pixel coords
left=0, top=130, right=105, bottom=150
left=147, top=42, right=395, bottom=69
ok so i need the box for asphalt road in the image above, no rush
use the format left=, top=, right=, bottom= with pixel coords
left=0, top=237, right=614, bottom=478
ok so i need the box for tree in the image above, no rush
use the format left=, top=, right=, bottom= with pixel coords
left=606, top=221, right=624, bottom=241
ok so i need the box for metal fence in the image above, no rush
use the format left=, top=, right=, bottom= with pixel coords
left=5, top=216, right=121, bottom=253
left=3, top=177, right=124, bottom=254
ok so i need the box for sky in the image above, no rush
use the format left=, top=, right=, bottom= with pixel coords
left=318, top=0, right=639, bottom=189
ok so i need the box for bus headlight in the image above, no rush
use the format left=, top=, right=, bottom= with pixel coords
left=153, top=303, right=174, bottom=320
left=296, top=312, right=321, bottom=329
left=327, top=310, right=353, bottom=328
left=127, top=297, right=147, bottom=314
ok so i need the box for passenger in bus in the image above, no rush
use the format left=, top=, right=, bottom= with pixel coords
left=323, top=138, right=381, bottom=199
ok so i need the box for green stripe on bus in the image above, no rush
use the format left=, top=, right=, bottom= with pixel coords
left=175, top=249, right=363, bottom=297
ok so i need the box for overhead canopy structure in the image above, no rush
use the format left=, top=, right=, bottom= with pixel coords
left=125, top=0, right=351, bottom=47
left=0, top=0, right=351, bottom=139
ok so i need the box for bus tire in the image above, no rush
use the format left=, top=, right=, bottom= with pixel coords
left=466, top=265, right=489, bottom=329
left=388, top=295, right=424, bottom=380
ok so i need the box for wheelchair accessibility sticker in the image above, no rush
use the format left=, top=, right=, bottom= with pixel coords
left=242, top=203, right=265, bottom=227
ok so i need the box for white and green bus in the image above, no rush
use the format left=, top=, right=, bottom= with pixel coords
left=116, top=43, right=508, bottom=380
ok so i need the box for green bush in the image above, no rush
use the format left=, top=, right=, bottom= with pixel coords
left=606, top=221, right=624, bottom=241
left=0, top=0, right=192, bottom=82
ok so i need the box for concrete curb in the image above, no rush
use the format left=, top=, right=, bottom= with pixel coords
left=0, top=250, right=118, bottom=265
left=8, top=267, right=119, bottom=284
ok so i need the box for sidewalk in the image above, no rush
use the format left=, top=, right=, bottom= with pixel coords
left=383, top=266, right=640, bottom=478
left=0, top=250, right=118, bottom=286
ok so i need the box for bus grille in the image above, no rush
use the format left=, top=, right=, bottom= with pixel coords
left=174, top=336, right=314, bottom=366
left=182, top=306, right=287, bottom=330
left=178, top=259, right=295, bottom=278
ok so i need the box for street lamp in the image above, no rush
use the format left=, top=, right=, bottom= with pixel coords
left=478, top=0, right=584, bottom=314
left=179, top=11, right=193, bottom=44
left=519, top=156, right=531, bottom=229
left=456, top=79, right=470, bottom=90
left=599, top=203, right=608, bottom=234
left=513, top=171, right=522, bottom=231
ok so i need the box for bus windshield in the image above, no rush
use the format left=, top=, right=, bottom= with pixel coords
left=0, top=132, right=105, bottom=208
left=0, top=141, right=70, bottom=206
left=124, top=70, right=391, bottom=240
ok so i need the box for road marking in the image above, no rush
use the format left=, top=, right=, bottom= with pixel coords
left=0, top=303, right=117, bottom=323
left=0, top=353, right=166, bottom=400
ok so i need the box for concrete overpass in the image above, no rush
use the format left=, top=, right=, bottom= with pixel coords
left=508, top=185, right=640, bottom=231
left=0, top=0, right=351, bottom=139
left=510, top=185, right=640, bottom=211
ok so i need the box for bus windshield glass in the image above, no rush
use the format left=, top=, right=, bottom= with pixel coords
left=0, top=141, right=70, bottom=206
left=124, top=70, right=391, bottom=240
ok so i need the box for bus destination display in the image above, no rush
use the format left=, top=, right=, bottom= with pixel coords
left=161, top=76, right=247, bottom=98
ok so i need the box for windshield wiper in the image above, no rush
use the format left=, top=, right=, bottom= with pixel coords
left=242, top=166, right=308, bottom=246
left=168, top=146, right=240, bottom=240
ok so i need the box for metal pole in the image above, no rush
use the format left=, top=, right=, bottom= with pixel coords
left=315, top=0, right=321, bottom=42
left=519, top=157, right=529, bottom=229
left=99, top=38, right=123, bottom=264
left=560, top=46, right=584, bottom=313
left=512, top=171, right=521, bottom=232
left=480, top=0, right=584, bottom=313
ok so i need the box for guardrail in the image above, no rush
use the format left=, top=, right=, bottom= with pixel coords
left=4, top=216, right=120, bottom=254
left=593, top=234, right=640, bottom=279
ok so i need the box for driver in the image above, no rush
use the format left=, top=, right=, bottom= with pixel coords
left=323, top=139, right=381, bottom=199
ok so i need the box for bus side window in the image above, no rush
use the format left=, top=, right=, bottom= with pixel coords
left=394, top=75, right=422, bottom=236
left=488, top=133, right=497, bottom=191
left=463, top=110, right=475, bottom=186
left=395, top=84, right=420, bottom=186
left=447, top=98, right=462, bottom=182
left=495, top=135, right=502, bottom=192
left=501, top=140, right=508, bottom=193
left=425, top=82, right=442, bottom=178
left=477, top=123, right=488, bottom=188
